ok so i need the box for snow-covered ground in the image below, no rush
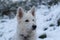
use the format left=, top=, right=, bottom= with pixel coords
left=0, top=4, right=60, bottom=40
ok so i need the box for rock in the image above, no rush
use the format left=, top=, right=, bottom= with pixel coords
left=39, top=33, right=47, bottom=39
left=57, top=19, right=60, bottom=26
left=49, top=24, right=55, bottom=27
left=44, top=27, right=48, bottom=31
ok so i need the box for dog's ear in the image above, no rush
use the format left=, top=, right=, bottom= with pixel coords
left=30, top=6, right=35, bottom=16
left=17, top=7, right=24, bottom=19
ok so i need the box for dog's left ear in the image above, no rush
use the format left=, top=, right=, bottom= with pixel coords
left=29, top=6, right=35, bottom=16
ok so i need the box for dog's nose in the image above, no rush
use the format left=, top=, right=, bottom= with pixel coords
left=32, top=25, right=37, bottom=30
left=24, top=36, right=27, bottom=39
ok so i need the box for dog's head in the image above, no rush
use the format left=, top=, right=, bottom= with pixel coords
left=17, top=6, right=37, bottom=37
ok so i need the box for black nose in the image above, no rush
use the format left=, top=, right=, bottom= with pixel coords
left=24, top=36, right=27, bottom=39
left=32, top=25, right=37, bottom=30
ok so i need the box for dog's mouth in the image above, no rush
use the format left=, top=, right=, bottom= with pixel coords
left=20, top=34, right=30, bottom=39
left=23, top=36, right=29, bottom=40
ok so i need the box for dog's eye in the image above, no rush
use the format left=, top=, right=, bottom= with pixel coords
left=20, top=34, right=24, bottom=37
left=32, top=19, right=34, bottom=21
left=25, top=20, right=29, bottom=22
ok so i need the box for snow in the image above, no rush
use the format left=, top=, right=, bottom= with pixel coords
left=0, top=4, right=60, bottom=40
left=12, top=0, right=26, bottom=2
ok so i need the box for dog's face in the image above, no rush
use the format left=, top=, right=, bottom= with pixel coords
left=17, top=6, right=37, bottom=38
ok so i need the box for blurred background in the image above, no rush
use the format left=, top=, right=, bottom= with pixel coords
left=0, top=0, right=60, bottom=19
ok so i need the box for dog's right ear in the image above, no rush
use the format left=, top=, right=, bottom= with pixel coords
left=17, top=7, right=24, bottom=19
left=28, top=6, right=35, bottom=16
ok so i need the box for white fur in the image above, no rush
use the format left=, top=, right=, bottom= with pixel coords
left=13, top=6, right=37, bottom=40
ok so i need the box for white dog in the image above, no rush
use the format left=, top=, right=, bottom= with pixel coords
left=13, top=6, right=37, bottom=40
